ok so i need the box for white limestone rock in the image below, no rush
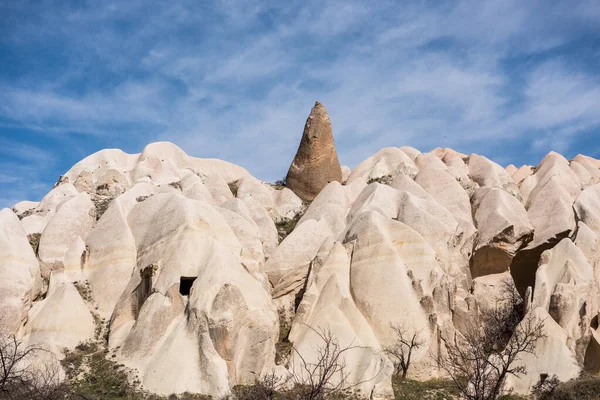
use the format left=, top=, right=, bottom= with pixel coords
left=512, top=165, right=535, bottom=186
left=343, top=211, right=444, bottom=378
left=346, top=148, right=419, bottom=185
left=467, top=154, right=520, bottom=198
left=20, top=271, right=96, bottom=355
left=574, top=183, right=600, bottom=238
left=38, top=193, right=96, bottom=277
left=414, top=167, right=476, bottom=249
left=0, top=209, right=42, bottom=334
left=341, top=165, right=351, bottom=183
left=5, top=141, right=600, bottom=398
left=110, top=193, right=278, bottom=397
left=289, top=242, right=394, bottom=399
left=298, top=181, right=351, bottom=238
left=470, top=187, right=533, bottom=278
left=505, top=308, right=580, bottom=395
left=511, top=152, right=582, bottom=293
left=236, top=195, right=279, bottom=257
left=236, top=176, right=303, bottom=223
left=265, top=218, right=333, bottom=299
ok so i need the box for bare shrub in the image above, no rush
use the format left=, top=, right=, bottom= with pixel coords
left=532, top=374, right=561, bottom=399
left=384, top=323, right=426, bottom=379
left=289, top=326, right=379, bottom=400
left=532, top=374, right=600, bottom=400
left=0, top=331, right=69, bottom=400
left=233, top=371, right=289, bottom=400
left=438, top=282, right=545, bottom=400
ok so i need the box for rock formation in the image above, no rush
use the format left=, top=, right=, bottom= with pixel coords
left=3, top=136, right=600, bottom=399
left=285, top=101, right=342, bottom=201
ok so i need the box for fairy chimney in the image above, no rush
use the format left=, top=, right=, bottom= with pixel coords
left=285, top=102, right=342, bottom=201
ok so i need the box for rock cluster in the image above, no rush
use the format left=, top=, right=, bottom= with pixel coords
left=2, top=134, right=600, bottom=398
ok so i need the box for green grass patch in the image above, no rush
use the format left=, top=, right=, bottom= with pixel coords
left=276, top=213, right=303, bottom=243
left=392, top=377, right=460, bottom=400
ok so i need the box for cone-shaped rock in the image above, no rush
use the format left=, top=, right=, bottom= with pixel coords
left=286, top=102, right=342, bottom=201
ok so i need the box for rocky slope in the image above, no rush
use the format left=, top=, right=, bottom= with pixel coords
left=2, top=110, right=600, bottom=398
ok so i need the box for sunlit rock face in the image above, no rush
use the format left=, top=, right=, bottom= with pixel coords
left=3, top=136, right=600, bottom=398
left=286, top=101, right=343, bottom=201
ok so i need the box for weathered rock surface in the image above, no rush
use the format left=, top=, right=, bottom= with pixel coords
left=0, top=209, right=42, bottom=334
left=285, top=102, right=342, bottom=200
left=2, top=139, right=600, bottom=398
left=470, top=187, right=533, bottom=278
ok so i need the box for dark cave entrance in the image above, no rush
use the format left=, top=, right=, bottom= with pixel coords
left=179, top=277, right=197, bottom=296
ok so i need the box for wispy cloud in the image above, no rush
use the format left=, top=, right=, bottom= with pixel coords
left=0, top=0, right=599, bottom=207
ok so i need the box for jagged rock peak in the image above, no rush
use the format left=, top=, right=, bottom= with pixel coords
left=285, top=101, right=342, bottom=201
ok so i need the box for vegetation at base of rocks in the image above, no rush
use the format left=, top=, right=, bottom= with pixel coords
left=275, top=308, right=293, bottom=365
left=287, top=326, right=380, bottom=400
left=238, top=326, right=375, bottom=400
left=270, top=178, right=286, bottom=190
left=367, top=175, right=393, bottom=185
left=232, top=382, right=362, bottom=400
left=276, top=212, right=303, bottom=242
left=384, top=323, right=426, bottom=379
left=61, top=341, right=138, bottom=400
left=497, top=395, right=528, bottom=400
left=73, top=280, right=106, bottom=341
left=28, top=232, right=42, bottom=257
left=392, top=377, right=460, bottom=400
left=61, top=339, right=212, bottom=400
left=0, top=326, right=216, bottom=400
left=438, top=281, right=545, bottom=400
left=532, top=374, right=600, bottom=400
left=74, top=280, right=94, bottom=303
left=228, top=180, right=240, bottom=197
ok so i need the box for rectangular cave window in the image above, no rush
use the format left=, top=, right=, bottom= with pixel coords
left=180, top=277, right=197, bottom=296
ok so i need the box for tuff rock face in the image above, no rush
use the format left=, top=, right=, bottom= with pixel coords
left=285, top=101, right=343, bottom=201
left=3, top=137, right=600, bottom=398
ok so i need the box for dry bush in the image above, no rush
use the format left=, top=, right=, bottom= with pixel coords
left=288, top=326, right=380, bottom=400
left=532, top=374, right=600, bottom=400
left=233, top=371, right=289, bottom=400
left=0, top=331, right=70, bottom=400
left=384, top=323, right=426, bottom=379
left=438, top=282, right=545, bottom=400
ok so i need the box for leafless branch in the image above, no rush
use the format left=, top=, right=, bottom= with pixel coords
left=384, top=322, right=426, bottom=379
left=437, top=281, right=545, bottom=400
left=289, top=324, right=382, bottom=400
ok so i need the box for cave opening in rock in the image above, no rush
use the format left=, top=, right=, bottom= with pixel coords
left=180, top=277, right=197, bottom=296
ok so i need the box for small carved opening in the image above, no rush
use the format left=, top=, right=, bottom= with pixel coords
left=180, top=277, right=197, bottom=296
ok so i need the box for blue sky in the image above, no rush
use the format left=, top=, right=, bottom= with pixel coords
left=1, top=0, right=600, bottom=208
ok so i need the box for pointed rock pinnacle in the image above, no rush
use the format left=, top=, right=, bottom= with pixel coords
left=285, top=101, right=342, bottom=201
